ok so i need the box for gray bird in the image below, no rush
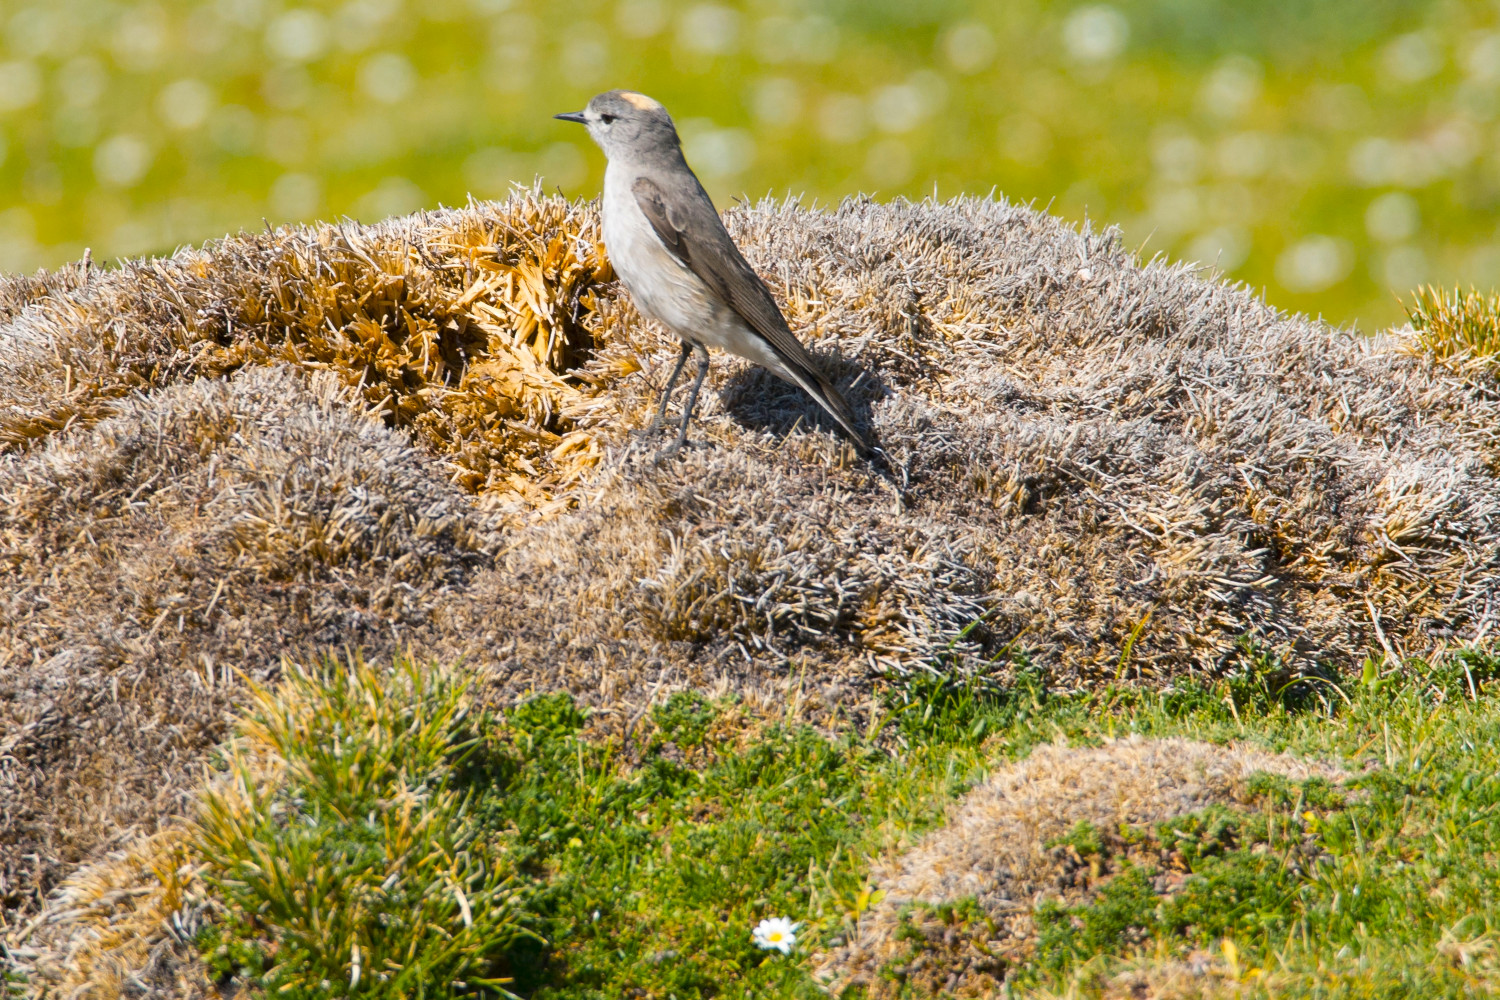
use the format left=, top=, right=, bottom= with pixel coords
left=555, top=90, right=872, bottom=458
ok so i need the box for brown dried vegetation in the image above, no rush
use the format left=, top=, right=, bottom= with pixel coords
left=2, top=191, right=1498, bottom=979
left=7, top=827, right=210, bottom=1000
left=0, top=193, right=626, bottom=506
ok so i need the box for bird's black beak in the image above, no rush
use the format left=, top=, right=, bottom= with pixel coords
left=554, top=111, right=588, bottom=124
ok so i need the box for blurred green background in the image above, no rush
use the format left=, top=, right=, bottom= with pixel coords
left=2, top=0, right=1499, bottom=329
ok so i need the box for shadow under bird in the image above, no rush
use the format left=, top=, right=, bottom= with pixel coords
left=555, top=90, right=873, bottom=458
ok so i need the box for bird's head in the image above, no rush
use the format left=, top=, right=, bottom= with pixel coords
left=554, top=90, right=681, bottom=161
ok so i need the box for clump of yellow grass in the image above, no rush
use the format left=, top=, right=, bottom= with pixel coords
left=1403, top=284, right=1500, bottom=373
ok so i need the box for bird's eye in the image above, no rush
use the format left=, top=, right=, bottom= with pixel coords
left=600, top=113, right=616, bottom=125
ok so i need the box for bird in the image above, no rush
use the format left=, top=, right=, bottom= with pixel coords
left=554, top=90, right=873, bottom=458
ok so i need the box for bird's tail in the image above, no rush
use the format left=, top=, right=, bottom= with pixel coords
left=782, top=362, right=874, bottom=457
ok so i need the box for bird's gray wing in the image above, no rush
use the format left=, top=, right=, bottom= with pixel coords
left=631, top=173, right=872, bottom=453
left=631, top=175, right=809, bottom=363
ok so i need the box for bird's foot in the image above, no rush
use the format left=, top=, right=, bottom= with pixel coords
left=631, top=418, right=670, bottom=444
left=652, top=440, right=688, bottom=463
left=652, top=430, right=709, bottom=462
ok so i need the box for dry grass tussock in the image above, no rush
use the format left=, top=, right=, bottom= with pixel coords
left=815, top=737, right=1341, bottom=997
left=4, top=190, right=1500, bottom=969
left=5, top=827, right=212, bottom=1000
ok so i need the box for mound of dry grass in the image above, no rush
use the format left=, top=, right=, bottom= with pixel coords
left=814, top=737, right=1340, bottom=997
left=0, top=367, right=498, bottom=929
left=4, top=189, right=1499, bottom=956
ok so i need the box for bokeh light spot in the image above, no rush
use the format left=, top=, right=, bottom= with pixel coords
left=1152, top=130, right=1202, bottom=184
left=1063, top=6, right=1128, bottom=65
left=219, top=0, right=268, bottom=30
left=485, top=43, right=534, bottom=93
left=1381, top=32, right=1442, bottom=85
left=1277, top=235, right=1354, bottom=294
left=1186, top=226, right=1250, bottom=271
left=757, top=15, right=838, bottom=65
left=338, top=0, right=402, bottom=51
left=8, top=8, right=63, bottom=58
left=111, top=7, right=168, bottom=72
left=677, top=4, right=740, bottom=57
left=871, top=83, right=929, bottom=134
left=1428, top=120, right=1478, bottom=172
left=1199, top=55, right=1263, bottom=120
left=1348, top=137, right=1441, bottom=188
left=561, top=28, right=611, bottom=87
left=1465, top=32, right=1500, bottom=84
left=58, top=57, right=108, bottom=109
left=1148, top=184, right=1201, bottom=238
left=1366, top=191, right=1420, bottom=243
left=942, top=21, right=996, bottom=73
left=0, top=62, right=42, bottom=113
left=1379, top=245, right=1427, bottom=289
left=1216, top=132, right=1269, bottom=179
left=358, top=52, right=417, bottom=104
left=157, top=79, right=216, bottom=131
left=266, top=9, right=330, bottom=63
left=110, top=215, right=162, bottom=257
left=94, top=134, right=154, bottom=188
left=0, top=0, right=1494, bottom=332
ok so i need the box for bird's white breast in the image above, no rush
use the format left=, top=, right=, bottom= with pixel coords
left=601, top=165, right=711, bottom=333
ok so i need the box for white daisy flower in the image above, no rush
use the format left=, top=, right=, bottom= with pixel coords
left=752, top=916, right=801, bottom=954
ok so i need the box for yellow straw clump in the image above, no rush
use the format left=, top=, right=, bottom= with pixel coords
left=1404, top=284, right=1500, bottom=372
left=0, top=188, right=639, bottom=511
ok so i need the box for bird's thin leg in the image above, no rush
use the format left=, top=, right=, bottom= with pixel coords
left=661, top=343, right=711, bottom=457
left=649, top=341, right=694, bottom=432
